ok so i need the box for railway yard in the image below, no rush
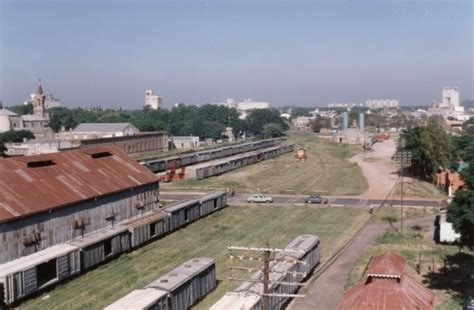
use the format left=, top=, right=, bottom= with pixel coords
left=3, top=132, right=469, bottom=309
left=19, top=205, right=370, bottom=309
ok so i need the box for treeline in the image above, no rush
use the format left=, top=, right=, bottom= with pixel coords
left=47, top=105, right=288, bottom=140
left=398, top=116, right=474, bottom=248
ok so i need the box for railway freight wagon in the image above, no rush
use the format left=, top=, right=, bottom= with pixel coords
left=106, top=257, right=216, bottom=310
left=104, top=288, right=169, bottom=310
left=140, top=138, right=281, bottom=173
left=186, top=144, right=295, bottom=180
left=0, top=244, right=80, bottom=305
left=166, top=199, right=201, bottom=231
left=146, top=257, right=216, bottom=310
left=199, top=190, right=228, bottom=217
left=123, top=211, right=170, bottom=248
left=68, top=226, right=131, bottom=270
left=210, top=234, right=320, bottom=310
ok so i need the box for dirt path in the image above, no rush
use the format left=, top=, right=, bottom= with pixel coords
left=350, top=139, right=399, bottom=199
left=288, top=215, right=436, bottom=310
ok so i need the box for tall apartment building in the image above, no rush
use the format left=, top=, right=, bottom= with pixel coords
left=441, top=87, right=460, bottom=108
left=144, top=90, right=163, bottom=110
left=365, top=99, right=399, bottom=109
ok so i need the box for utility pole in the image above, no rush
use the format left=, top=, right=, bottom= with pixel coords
left=227, top=243, right=306, bottom=310
left=262, top=243, right=270, bottom=310
left=400, top=141, right=404, bottom=235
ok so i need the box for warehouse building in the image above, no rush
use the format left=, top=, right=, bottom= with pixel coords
left=0, top=146, right=160, bottom=264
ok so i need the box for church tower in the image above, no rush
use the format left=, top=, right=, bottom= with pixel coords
left=33, top=79, right=48, bottom=119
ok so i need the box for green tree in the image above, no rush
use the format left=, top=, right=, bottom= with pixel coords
left=447, top=163, right=474, bottom=249
left=262, top=123, right=284, bottom=138
left=401, top=116, right=451, bottom=180
left=245, top=109, right=288, bottom=137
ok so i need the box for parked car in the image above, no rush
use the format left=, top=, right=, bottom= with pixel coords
left=305, top=195, right=329, bottom=204
left=247, top=194, right=273, bottom=203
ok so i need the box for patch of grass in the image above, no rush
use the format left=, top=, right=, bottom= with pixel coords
left=20, top=206, right=370, bottom=310
left=394, top=179, right=447, bottom=199
left=162, top=132, right=368, bottom=195
left=374, top=206, right=440, bottom=224
left=346, top=216, right=474, bottom=308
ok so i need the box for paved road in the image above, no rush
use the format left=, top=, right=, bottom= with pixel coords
left=160, top=191, right=445, bottom=207
left=288, top=215, right=437, bottom=310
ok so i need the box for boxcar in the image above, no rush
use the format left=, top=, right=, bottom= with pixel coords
left=146, top=257, right=216, bottom=310
left=104, top=288, right=169, bottom=310
left=68, top=226, right=130, bottom=270
left=0, top=244, right=80, bottom=305
left=146, top=159, right=167, bottom=173
left=199, top=190, right=227, bottom=217
left=123, top=211, right=170, bottom=248
left=165, top=199, right=201, bottom=231
left=209, top=292, right=261, bottom=310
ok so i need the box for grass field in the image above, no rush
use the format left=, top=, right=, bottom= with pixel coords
left=20, top=206, right=370, bottom=310
left=347, top=208, right=473, bottom=309
left=394, top=179, right=448, bottom=199
left=162, top=132, right=368, bottom=195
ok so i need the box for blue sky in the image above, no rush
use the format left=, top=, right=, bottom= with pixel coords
left=0, top=0, right=472, bottom=108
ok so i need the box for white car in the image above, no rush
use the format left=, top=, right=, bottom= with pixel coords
left=247, top=194, right=273, bottom=203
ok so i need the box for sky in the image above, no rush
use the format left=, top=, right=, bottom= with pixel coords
left=0, top=0, right=472, bottom=109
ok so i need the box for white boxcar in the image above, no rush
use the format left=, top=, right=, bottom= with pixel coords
left=0, top=244, right=80, bottom=305
left=104, top=288, right=168, bottom=310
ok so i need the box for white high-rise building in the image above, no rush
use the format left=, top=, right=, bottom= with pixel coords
left=441, top=87, right=460, bottom=108
left=144, top=90, right=163, bottom=110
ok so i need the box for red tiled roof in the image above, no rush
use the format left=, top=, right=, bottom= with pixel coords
left=0, top=146, right=159, bottom=223
left=338, top=253, right=435, bottom=310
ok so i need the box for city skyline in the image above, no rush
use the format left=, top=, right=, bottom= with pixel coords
left=0, top=0, right=472, bottom=108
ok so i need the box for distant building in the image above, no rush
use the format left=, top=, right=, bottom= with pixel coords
left=172, top=136, right=200, bottom=149
left=57, top=123, right=139, bottom=140
left=441, top=87, right=460, bottom=109
left=293, top=116, right=314, bottom=131
left=144, top=89, right=163, bottom=110
left=429, top=87, right=471, bottom=125
left=0, top=108, right=22, bottom=133
left=328, top=102, right=358, bottom=108
left=5, top=139, right=79, bottom=156
left=338, top=253, right=435, bottom=309
left=210, top=98, right=270, bottom=119
left=365, top=99, right=399, bottom=109
left=328, top=100, right=399, bottom=109
left=53, top=124, right=169, bottom=157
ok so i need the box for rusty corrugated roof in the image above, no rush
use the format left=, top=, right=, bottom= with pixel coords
left=0, top=146, right=159, bottom=223
left=366, top=252, right=405, bottom=279
left=338, top=253, right=435, bottom=310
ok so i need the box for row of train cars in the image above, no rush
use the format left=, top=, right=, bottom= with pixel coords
left=140, top=138, right=282, bottom=174
left=0, top=191, right=228, bottom=306
left=105, top=235, right=320, bottom=310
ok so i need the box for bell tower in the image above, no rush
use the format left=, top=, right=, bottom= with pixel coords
left=33, top=79, right=47, bottom=119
